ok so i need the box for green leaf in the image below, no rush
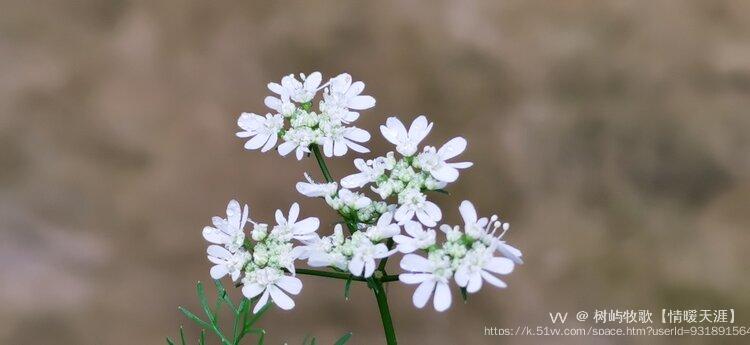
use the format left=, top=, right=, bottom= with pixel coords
left=166, top=337, right=175, bottom=345
left=334, top=332, right=353, bottom=345
left=179, top=306, right=211, bottom=329
left=344, top=276, right=353, bottom=300
left=179, top=325, right=187, bottom=345
left=244, top=302, right=271, bottom=330
left=213, top=279, right=236, bottom=312
left=302, top=334, right=311, bottom=345
left=199, top=329, right=206, bottom=345
left=196, top=281, right=215, bottom=323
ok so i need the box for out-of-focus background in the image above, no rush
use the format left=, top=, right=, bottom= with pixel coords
left=2, top=1, right=749, bottom=344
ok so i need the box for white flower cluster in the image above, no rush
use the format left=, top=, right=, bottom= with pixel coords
left=341, top=116, right=472, bottom=227
left=396, top=201, right=522, bottom=311
left=296, top=213, right=400, bottom=278
left=217, top=71, right=524, bottom=316
left=237, top=72, right=375, bottom=160
left=203, top=200, right=320, bottom=313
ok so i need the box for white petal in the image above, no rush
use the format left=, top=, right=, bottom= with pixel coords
left=260, top=133, right=278, bottom=152
left=269, top=285, right=295, bottom=310
left=466, top=274, right=483, bottom=293
left=202, top=227, right=225, bottom=244
left=207, top=245, right=232, bottom=259
left=267, top=82, right=285, bottom=96
left=400, top=254, right=432, bottom=272
left=459, top=200, right=478, bottom=225
left=408, top=115, right=432, bottom=144
left=348, top=95, right=375, bottom=110
left=304, top=71, right=322, bottom=90
left=422, top=201, right=442, bottom=223
left=363, top=259, right=376, bottom=278
left=403, top=221, right=423, bottom=237
left=450, top=162, right=473, bottom=169
left=437, top=137, right=467, bottom=160
left=277, top=141, right=297, bottom=156
left=485, top=257, right=514, bottom=275
left=348, top=257, right=365, bottom=276
left=264, top=96, right=282, bottom=112
left=346, top=127, right=371, bottom=142
left=399, top=273, right=432, bottom=284
left=253, top=289, right=270, bottom=314
left=275, top=209, right=285, bottom=225
left=433, top=282, right=452, bottom=312
left=244, top=133, right=271, bottom=150
left=323, top=139, right=334, bottom=157
left=345, top=140, right=370, bottom=153
left=242, top=283, right=265, bottom=299
left=430, top=165, right=459, bottom=183
left=287, top=203, right=300, bottom=224
left=341, top=173, right=369, bottom=189
left=333, top=140, right=347, bottom=156
left=345, top=81, right=365, bottom=97
left=480, top=271, right=507, bottom=288
left=210, top=265, right=229, bottom=279
left=292, top=217, right=320, bottom=235
left=276, top=276, right=303, bottom=295
left=394, top=206, right=413, bottom=223
left=454, top=267, right=470, bottom=287
left=413, top=280, right=436, bottom=308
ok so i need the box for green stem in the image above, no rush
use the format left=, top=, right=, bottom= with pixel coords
left=373, top=280, right=398, bottom=345
left=308, top=143, right=398, bottom=345
left=310, top=144, right=334, bottom=183
left=296, top=268, right=366, bottom=282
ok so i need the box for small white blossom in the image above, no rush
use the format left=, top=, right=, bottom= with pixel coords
left=242, top=267, right=303, bottom=313
left=364, top=212, right=401, bottom=241
left=454, top=245, right=514, bottom=293
left=236, top=113, right=284, bottom=152
left=414, top=137, right=473, bottom=183
left=348, top=235, right=393, bottom=278
left=271, top=203, right=320, bottom=242
left=320, top=125, right=371, bottom=157
left=394, top=188, right=442, bottom=227
left=393, top=221, right=436, bottom=253
left=202, top=200, right=249, bottom=253
left=459, top=200, right=523, bottom=264
left=320, top=73, right=376, bottom=124
left=207, top=245, right=250, bottom=281
left=341, top=157, right=391, bottom=189
left=335, top=189, right=372, bottom=210
left=296, top=172, right=338, bottom=198
left=399, top=253, right=453, bottom=312
left=380, top=116, right=433, bottom=156
left=277, top=127, right=316, bottom=160
left=267, top=72, right=322, bottom=104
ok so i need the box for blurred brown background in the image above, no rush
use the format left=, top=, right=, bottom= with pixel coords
left=2, top=1, right=750, bottom=344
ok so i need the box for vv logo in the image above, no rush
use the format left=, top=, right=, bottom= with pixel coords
left=549, top=312, right=568, bottom=324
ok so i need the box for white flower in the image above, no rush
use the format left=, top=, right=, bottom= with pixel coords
left=207, top=245, right=250, bottom=281
left=394, top=188, right=442, bottom=227
left=415, top=137, right=473, bottom=183
left=242, top=267, right=303, bottom=313
left=336, top=189, right=372, bottom=210
left=320, top=73, right=376, bottom=124
left=277, top=127, right=316, bottom=160
left=364, top=212, right=401, bottom=241
left=380, top=116, right=433, bottom=156
left=399, top=253, right=453, bottom=312
left=271, top=203, right=320, bottom=241
left=393, top=221, right=436, bottom=253
left=296, top=225, right=349, bottom=270
left=320, top=125, right=371, bottom=157
left=341, top=157, right=390, bottom=189
left=348, top=237, right=393, bottom=278
left=459, top=200, right=523, bottom=264
left=267, top=72, right=322, bottom=104
left=202, top=200, right=249, bottom=253
left=296, top=172, right=338, bottom=197
left=454, top=246, right=514, bottom=293
left=236, top=113, right=284, bottom=152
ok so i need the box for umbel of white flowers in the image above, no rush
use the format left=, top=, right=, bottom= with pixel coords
left=202, top=71, right=522, bottom=315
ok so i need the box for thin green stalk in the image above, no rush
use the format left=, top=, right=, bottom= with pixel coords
left=297, top=268, right=366, bottom=282
left=310, top=144, right=334, bottom=183
left=309, top=143, right=399, bottom=345
left=372, top=280, right=398, bottom=345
